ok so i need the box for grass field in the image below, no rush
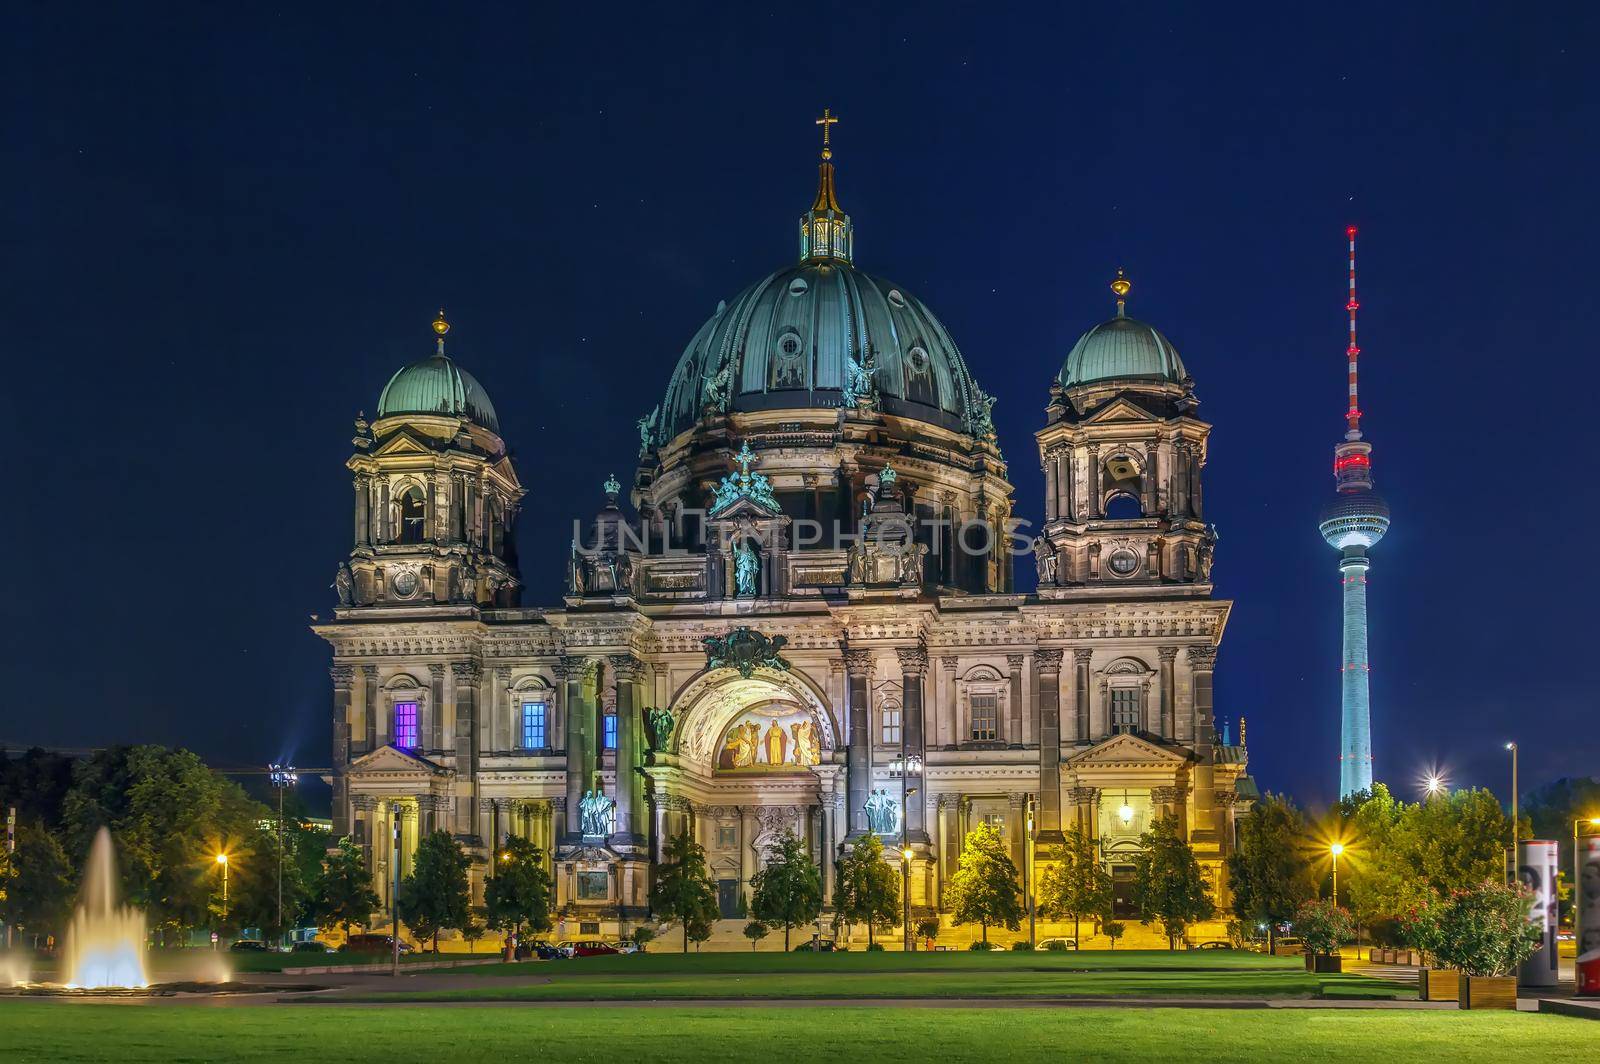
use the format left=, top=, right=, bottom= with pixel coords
left=1, top=1004, right=1589, bottom=1064
left=341, top=950, right=1412, bottom=1002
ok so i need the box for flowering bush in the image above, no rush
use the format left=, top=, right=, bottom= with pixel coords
left=1292, top=899, right=1355, bottom=956
left=1427, top=881, right=1542, bottom=978
left=1396, top=898, right=1443, bottom=957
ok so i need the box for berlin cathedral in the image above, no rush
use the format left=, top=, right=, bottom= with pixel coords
left=315, top=120, right=1255, bottom=945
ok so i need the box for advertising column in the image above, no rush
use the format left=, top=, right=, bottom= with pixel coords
left=1517, top=839, right=1558, bottom=987
left=1580, top=835, right=1600, bottom=996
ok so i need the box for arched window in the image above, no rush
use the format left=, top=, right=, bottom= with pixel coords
left=1104, top=492, right=1142, bottom=520
left=396, top=487, right=426, bottom=544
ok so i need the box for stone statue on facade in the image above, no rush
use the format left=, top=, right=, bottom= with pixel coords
left=702, top=627, right=790, bottom=678
left=1197, top=523, right=1218, bottom=581
left=967, top=384, right=997, bottom=440
left=332, top=561, right=354, bottom=606
left=841, top=349, right=878, bottom=409
left=579, top=789, right=615, bottom=837
left=636, top=404, right=659, bottom=456
left=645, top=706, right=675, bottom=753
left=703, top=357, right=734, bottom=414
left=733, top=539, right=759, bottom=597
left=1033, top=536, right=1058, bottom=585
left=865, top=788, right=900, bottom=835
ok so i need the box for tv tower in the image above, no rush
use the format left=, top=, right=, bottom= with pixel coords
left=1319, top=227, right=1391, bottom=798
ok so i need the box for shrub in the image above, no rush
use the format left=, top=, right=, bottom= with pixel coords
left=968, top=940, right=997, bottom=950
left=1044, top=939, right=1071, bottom=952
left=915, top=918, right=941, bottom=942
left=1293, top=899, right=1355, bottom=957
left=630, top=926, right=656, bottom=952
left=1427, top=881, right=1542, bottom=977
left=865, top=942, right=885, bottom=951
left=1011, top=940, right=1032, bottom=951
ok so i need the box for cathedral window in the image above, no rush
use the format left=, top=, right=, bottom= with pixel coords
left=881, top=703, right=902, bottom=745
left=393, top=701, right=419, bottom=749
left=1110, top=688, right=1140, bottom=734
left=577, top=871, right=609, bottom=899
left=970, top=693, right=999, bottom=742
left=981, top=812, right=1006, bottom=833
left=603, top=713, right=618, bottom=751
left=716, top=825, right=736, bottom=849
left=520, top=701, right=547, bottom=749
left=1104, top=493, right=1142, bottom=520
left=396, top=487, right=426, bottom=544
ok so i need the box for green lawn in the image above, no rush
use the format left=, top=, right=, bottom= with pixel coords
left=350, top=950, right=1411, bottom=1002
left=0, top=1004, right=1588, bottom=1064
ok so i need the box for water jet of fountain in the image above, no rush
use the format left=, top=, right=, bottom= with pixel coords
left=63, top=828, right=148, bottom=989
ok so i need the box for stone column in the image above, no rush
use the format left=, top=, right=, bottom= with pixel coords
left=1188, top=444, right=1204, bottom=519
left=492, top=666, right=511, bottom=754
left=1188, top=645, right=1218, bottom=842
left=1073, top=649, right=1092, bottom=743
left=739, top=806, right=756, bottom=891
left=824, top=793, right=842, bottom=906
left=844, top=648, right=874, bottom=836
left=353, top=475, right=370, bottom=548
left=1142, top=439, right=1160, bottom=514
left=1044, top=450, right=1059, bottom=522
left=451, top=662, right=480, bottom=829
left=427, top=663, right=446, bottom=751
left=651, top=794, right=667, bottom=864
left=352, top=794, right=376, bottom=874
left=897, top=645, right=929, bottom=844
left=330, top=665, right=354, bottom=835
left=936, top=795, right=951, bottom=908
left=651, top=662, right=669, bottom=712
left=938, top=656, right=958, bottom=749
left=609, top=655, right=644, bottom=844
left=1086, top=445, right=1102, bottom=518
left=1035, top=649, right=1065, bottom=849
left=377, top=479, right=390, bottom=544
left=1007, top=793, right=1027, bottom=871
left=559, top=656, right=588, bottom=837
left=362, top=664, right=379, bottom=750
left=1067, top=786, right=1100, bottom=838
left=1157, top=647, right=1178, bottom=739
left=1006, top=653, right=1025, bottom=748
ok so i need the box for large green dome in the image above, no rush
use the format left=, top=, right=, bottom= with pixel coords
left=656, top=261, right=989, bottom=441
left=1059, top=314, right=1187, bottom=389
left=377, top=352, right=501, bottom=434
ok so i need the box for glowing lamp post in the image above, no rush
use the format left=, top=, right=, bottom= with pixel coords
left=1423, top=774, right=1444, bottom=798
left=268, top=763, right=299, bottom=947
left=1329, top=843, right=1344, bottom=906
left=215, top=852, right=230, bottom=944
left=1506, top=742, right=1519, bottom=885
left=891, top=753, right=922, bottom=951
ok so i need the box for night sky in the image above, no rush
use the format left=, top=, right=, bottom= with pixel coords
left=7, top=3, right=1597, bottom=809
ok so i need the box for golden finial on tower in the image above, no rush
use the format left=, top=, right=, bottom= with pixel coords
left=1110, top=269, right=1131, bottom=316
left=815, top=107, right=839, bottom=160
left=432, top=308, right=449, bottom=354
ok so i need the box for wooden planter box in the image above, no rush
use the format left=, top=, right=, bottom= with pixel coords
left=1418, top=968, right=1460, bottom=1002
left=1375, top=948, right=1393, bottom=963
left=1460, top=976, right=1517, bottom=1010
left=1312, top=954, right=1343, bottom=973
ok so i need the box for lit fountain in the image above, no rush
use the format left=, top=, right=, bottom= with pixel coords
left=62, top=828, right=148, bottom=989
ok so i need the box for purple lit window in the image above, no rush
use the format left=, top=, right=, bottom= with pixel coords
left=394, top=702, right=419, bottom=749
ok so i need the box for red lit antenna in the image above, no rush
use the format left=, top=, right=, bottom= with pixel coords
left=1345, top=225, right=1361, bottom=440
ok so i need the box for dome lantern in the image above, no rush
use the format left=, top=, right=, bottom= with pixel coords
left=798, top=108, right=853, bottom=265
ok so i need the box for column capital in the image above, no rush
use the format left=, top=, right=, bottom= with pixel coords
left=1035, top=648, right=1064, bottom=672
left=330, top=664, right=355, bottom=689
left=1157, top=646, right=1180, bottom=664
left=1067, top=786, right=1100, bottom=803
left=651, top=662, right=669, bottom=678
left=608, top=655, right=644, bottom=682
left=554, top=655, right=589, bottom=680
left=896, top=645, right=929, bottom=674
left=428, top=662, right=447, bottom=680
left=939, top=655, right=959, bottom=674
left=1005, top=653, right=1026, bottom=670
left=1150, top=785, right=1184, bottom=805
left=361, top=663, right=379, bottom=678
left=493, top=665, right=512, bottom=683
left=1186, top=645, right=1218, bottom=671
left=843, top=648, right=875, bottom=676
left=351, top=794, right=378, bottom=811
left=1007, top=791, right=1028, bottom=808
left=450, top=660, right=481, bottom=684
left=1073, top=647, right=1094, bottom=665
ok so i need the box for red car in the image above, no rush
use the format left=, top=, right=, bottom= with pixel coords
left=561, top=940, right=620, bottom=957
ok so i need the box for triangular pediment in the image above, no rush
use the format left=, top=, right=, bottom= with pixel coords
left=372, top=430, right=438, bottom=458
left=710, top=495, right=783, bottom=520
left=1066, top=732, right=1189, bottom=767
left=348, top=744, right=451, bottom=777
left=1084, top=396, right=1160, bottom=425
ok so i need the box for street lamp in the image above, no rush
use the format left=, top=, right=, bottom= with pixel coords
left=1576, top=815, right=1600, bottom=994
left=891, top=752, right=922, bottom=952
left=1329, top=843, right=1344, bottom=906
left=215, top=852, right=230, bottom=943
left=1423, top=774, right=1445, bottom=798
left=1506, top=742, right=1519, bottom=885
left=268, top=763, right=299, bottom=948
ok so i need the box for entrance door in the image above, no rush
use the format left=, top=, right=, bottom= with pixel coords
left=1111, top=865, right=1137, bottom=919
left=717, top=878, right=741, bottom=919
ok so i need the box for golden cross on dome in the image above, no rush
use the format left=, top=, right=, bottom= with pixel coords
left=815, top=108, right=839, bottom=159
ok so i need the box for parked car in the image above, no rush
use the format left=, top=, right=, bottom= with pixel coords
left=342, top=934, right=412, bottom=955
left=613, top=941, right=642, bottom=954
left=1195, top=941, right=1234, bottom=951
left=792, top=939, right=839, bottom=952
left=1271, top=937, right=1304, bottom=956
left=561, top=940, right=620, bottom=957
left=229, top=939, right=269, bottom=953
left=291, top=940, right=335, bottom=954
left=1036, top=938, right=1077, bottom=951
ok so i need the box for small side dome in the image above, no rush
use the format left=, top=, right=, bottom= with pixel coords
left=376, top=312, right=501, bottom=434
left=1058, top=271, right=1188, bottom=389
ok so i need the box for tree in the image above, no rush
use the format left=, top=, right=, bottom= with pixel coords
left=0, top=748, right=75, bottom=830
left=1428, top=881, right=1543, bottom=977
left=1132, top=815, right=1213, bottom=949
left=313, top=837, right=380, bottom=942
left=649, top=829, right=720, bottom=953
left=743, top=919, right=769, bottom=951
left=398, top=830, right=472, bottom=952
left=1037, top=825, right=1112, bottom=945
left=915, top=917, right=941, bottom=946
left=750, top=832, right=822, bottom=950
left=945, top=822, right=1023, bottom=945
left=834, top=833, right=900, bottom=947
left=484, top=836, right=552, bottom=944
left=1103, top=920, right=1125, bottom=949
left=1227, top=794, right=1316, bottom=951
left=231, top=822, right=313, bottom=943
left=1293, top=898, right=1354, bottom=957
left=630, top=925, right=655, bottom=952
left=0, top=823, right=74, bottom=944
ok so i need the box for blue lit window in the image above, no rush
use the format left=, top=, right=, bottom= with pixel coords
left=521, top=702, right=547, bottom=749
left=393, top=702, right=419, bottom=749
left=603, top=714, right=618, bottom=751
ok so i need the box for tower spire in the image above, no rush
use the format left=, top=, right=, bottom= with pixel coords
left=1111, top=268, right=1131, bottom=317
left=432, top=309, right=450, bottom=356
left=1345, top=226, right=1361, bottom=440
left=799, top=108, right=852, bottom=264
